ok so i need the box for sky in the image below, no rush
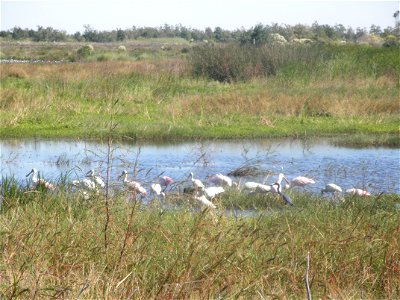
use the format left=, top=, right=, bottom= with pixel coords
left=1, top=0, right=399, bottom=34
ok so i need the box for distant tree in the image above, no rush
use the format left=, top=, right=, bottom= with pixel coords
left=204, top=27, right=213, bottom=39
left=355, top=27, right=367, bottom=41
left=213, top=27, right=224, bottom=42
left=293, top=23, right=311, bottom=39
left=190, top=28, right=204, bottom=41
left=177, top=25, right=191, bottom=40
left=73, top=31, right=83, bottom=41
left=250, top=24, right=267, bottom=45
left=82, top=24, right=98, bottom=42
left=11, top=26, right=29, bottom=40
left=369, top=25, right=382, bottom=35
left=345, top=27, right=356, bottom=42
left=116, top=28, right=126, bottom=41
left=334, top=24, right=346, bottom=40
left=0, top=30, right=11, bottom=38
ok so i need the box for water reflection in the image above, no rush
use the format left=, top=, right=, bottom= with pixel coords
left=1, top=138, right=399, bottom=194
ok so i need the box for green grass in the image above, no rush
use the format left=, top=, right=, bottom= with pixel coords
left=0, top=43, right=399, bottom=145
left=0, top=186, right=399, bottom=298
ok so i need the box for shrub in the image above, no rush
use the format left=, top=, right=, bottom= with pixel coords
left=383, top=35, right=399, bottom=48
left=77, top=44, right=94, bottom=58
left=189, top=43, right=323, bottom=82
left=117, top=45, right=127, bottom=52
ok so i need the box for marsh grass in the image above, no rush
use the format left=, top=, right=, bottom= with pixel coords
left=0, top=183, right=399, bottom=299
left=0, top=43, right=399, bottom=144
left=190, top=44, right=400, bottom=82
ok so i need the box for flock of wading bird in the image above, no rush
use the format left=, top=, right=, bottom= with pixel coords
left=25, top=167, right=372, bottom=209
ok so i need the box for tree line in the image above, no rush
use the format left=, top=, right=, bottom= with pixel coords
left=1, top=21, right=398, bottom=45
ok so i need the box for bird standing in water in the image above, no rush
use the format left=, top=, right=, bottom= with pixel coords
left=118, top=170, right=147, bottom=199
left=189, top=172, right=205, bottom=191
left=26, top=168, right=54, bottom=191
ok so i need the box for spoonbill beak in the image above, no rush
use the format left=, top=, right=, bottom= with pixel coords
left=26, top=169, right=34, bottom=177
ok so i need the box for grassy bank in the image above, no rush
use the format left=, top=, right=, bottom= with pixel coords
left=0, top=43, right=399, bottom=145
left=0, top=188, right=399, bottom=298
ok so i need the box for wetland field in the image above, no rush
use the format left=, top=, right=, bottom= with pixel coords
left=1, top=40, right=399, bottom=299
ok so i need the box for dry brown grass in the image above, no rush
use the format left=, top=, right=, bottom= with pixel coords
left=0, top=60, right=187, bottom=81
left=168, top=75, right=399, bottom=118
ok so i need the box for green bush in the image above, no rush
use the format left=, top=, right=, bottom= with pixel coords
left=189, top=44, right=324, bottom=82
left=383, top=35, right=399, bottom=48
left=77, top=44, right=94, bottom=58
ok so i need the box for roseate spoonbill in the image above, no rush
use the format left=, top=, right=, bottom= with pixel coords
left=118, top=170, right=147, bottom=196
left=189, top=172, right=205, bottom=191
left=26, top=168, right=54, bottom=190
left=151, top=183, right=166, bottom=199
left=193, top=192, right=216, bottom=209
left=290, top=176, right=315, bottom=188
left=86, top=169, right=105, bottom=189
left=159, top=176, right=174, bottom=187
left=208, top=173, right=233, bottom=187
left=204, top=186, right=225, bottom=200
left=346, top=188, right=371, bottom=196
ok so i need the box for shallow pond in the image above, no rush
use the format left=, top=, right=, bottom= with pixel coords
left=1, top=138, right=399, bottom=195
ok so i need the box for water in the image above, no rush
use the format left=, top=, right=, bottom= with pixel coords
left=1, top=138, right=399, bottom=194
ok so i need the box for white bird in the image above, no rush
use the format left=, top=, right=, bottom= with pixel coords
left=151, top=183, right=166, bottom=199
left=189, top=172, right=205, bottom=191
left=118, top=170, right=147, bottom=196
left=204, top=186, right=225, bottom=200
left=72, top=178, right=96, bottom=191
left=26, top=168, right=54, bottom=190
left=243, top=181, right=262, bottom=191
left=86, top=169, right=105, bottom=189
left=193, top=192, right=216, bottom=209
left=208, top=173, right=233, bottom=187
left=72, top=178, right=98, bottom=199
left=321, top=183, right=342, bottom=198
left=290, top=176, right=315, bottom=188
left=276, top=173, right=290, bottom=189
left=346, top=188, right=371, bottom=196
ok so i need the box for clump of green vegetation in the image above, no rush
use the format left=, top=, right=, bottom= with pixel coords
left=77, top=44, right=94, bottom=58
left=0, top=183, right=399, bottom=298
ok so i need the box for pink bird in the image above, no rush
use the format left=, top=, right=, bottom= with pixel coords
left=208, top=173, right=233, bottom=187
left=159, top=175, right=174, bottom=187
left=26, top=168, right=55, bottom=191
left=289, top=176, right=316, bottom=188
left=118, top=170, right=147, bottom=197
left=346, top=188, right=371, bottom=196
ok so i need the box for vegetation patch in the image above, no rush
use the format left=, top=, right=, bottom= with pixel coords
left=0, top=184, right=399, bottom=299
left=0, top=43, right=399, bottom=145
